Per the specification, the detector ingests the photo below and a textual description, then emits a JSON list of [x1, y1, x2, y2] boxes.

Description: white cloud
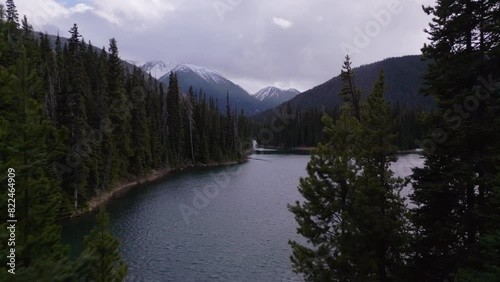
[[90, 0, 175, 26], [15, 0, 92, 29], [273, 17, 293, 29], [69, 3, 94, 14], [13, 0, 434, 94]]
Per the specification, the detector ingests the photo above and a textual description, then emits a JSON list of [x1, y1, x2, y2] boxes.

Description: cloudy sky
[[14, 0, 435, 93]]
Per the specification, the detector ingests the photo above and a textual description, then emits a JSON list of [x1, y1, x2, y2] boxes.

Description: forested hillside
[[0, 1, 251, 279], [159, 64, 265, 115], [255, 56, 428, 150], [1, 20, 251, 215]]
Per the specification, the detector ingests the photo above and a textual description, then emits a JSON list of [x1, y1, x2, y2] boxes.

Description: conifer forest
[[0, 0, 499, 281]]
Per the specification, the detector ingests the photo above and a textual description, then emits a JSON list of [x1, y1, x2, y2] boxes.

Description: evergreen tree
[[409, 1, 500, 281], [289, 67, 409, 281], [128, 67, 150, 176], [0, 46, 74, 281], [224, 92, 235, 156], [107, 38, 131, 180], [352, 71, 408, 281], [288, 108, 360, 281], [340, 55, 361, 120], [5, 0, 18, 27], [79, 209, 127, 282], [166, 72, 184, 166]]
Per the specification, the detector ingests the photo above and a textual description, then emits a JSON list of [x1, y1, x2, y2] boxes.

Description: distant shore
[[254, 146, 423, 155], [69, 158, 248, 219]]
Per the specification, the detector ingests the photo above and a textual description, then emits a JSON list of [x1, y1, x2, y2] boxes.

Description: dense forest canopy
[[0, 0, 498, 281], [0, 0, 252, 280]]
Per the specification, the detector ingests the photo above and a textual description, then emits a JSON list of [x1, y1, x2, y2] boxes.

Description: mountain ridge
[[254, 55, 433, 121], [157, 63, 265, 114], [253, 86, 301, 108]]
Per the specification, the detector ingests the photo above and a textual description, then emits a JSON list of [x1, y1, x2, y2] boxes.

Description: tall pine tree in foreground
[[352, 71, 408, 281], [409, 1, 500, 281], [289, 67, 409, 281], [288, 107, 360, 281]]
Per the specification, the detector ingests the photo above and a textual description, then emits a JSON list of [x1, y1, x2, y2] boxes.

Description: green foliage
[[79, 209, 127, 282], [289, 69, 409, 281], [288, 109, 360, 281], [340, 55, 362, 120], [253, 55, 434, 124], [0, 45, 74, 281], [1, 2, 253, 280], [257, 69, 426, 150], [408, 1, 500, 281]]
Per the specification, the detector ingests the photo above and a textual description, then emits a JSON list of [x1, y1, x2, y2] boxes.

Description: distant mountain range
[[45, 33, 431, 118], [157, 63, 265, 114], [44, 33, 297, 115], [254, 55, 434, 121], [253, 86, 301, 108], [130, 61, 298, 115], [128, 55, 432, 118]]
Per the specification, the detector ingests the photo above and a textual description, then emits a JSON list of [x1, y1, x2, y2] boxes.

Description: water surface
[[62, 153, 424, 281]]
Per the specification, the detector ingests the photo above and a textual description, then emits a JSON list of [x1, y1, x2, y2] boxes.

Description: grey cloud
[[18, 0, 434, 93]]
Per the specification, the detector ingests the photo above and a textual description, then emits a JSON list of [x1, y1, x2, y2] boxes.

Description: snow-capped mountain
[[159, 64, 265, 114], [127, 60, 176, 79], [170, 64, 226, 85], [253, 86, 300, 108]]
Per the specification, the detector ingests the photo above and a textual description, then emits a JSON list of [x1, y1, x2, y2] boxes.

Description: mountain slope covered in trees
[[160, 64, 265, 115], [255, 55, 433, 122], [255, 56, 429, 150], [0, 0, 252, 280]]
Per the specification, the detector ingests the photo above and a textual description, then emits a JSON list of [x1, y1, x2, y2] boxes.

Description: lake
[[61, 153, 424, 281]]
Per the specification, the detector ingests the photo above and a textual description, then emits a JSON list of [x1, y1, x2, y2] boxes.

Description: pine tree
[[289, 67, 410, 281], [224, 91, 234, 155], [79, 209, 127, 282], [0, 46, 74, 281], [107, 38, 131, 180], [128, 67, 150, 176], [288, 108, 360, 281], [353, 71, 408, 281], [62, 23, 89, 210], [340, 55, 361, 120], [166, 72, 184, 166], [409, 1, 500, 281], [5, 0, 18, 27]]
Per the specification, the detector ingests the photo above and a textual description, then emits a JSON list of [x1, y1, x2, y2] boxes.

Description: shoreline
[[68, 158, 248, 219]]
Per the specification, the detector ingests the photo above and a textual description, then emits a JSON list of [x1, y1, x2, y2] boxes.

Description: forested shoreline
[[1, 9, 252, 216], [0, 0, 252, 279], [1, 0, 498, 280]]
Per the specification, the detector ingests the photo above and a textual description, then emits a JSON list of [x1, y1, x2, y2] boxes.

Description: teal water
[[61, 153, 424, 281]]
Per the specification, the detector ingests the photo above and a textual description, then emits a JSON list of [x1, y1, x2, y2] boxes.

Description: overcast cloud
[[14, 0, 435, 93]]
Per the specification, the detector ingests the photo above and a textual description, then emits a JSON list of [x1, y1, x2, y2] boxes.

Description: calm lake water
[[61, 153, 424, 282]]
